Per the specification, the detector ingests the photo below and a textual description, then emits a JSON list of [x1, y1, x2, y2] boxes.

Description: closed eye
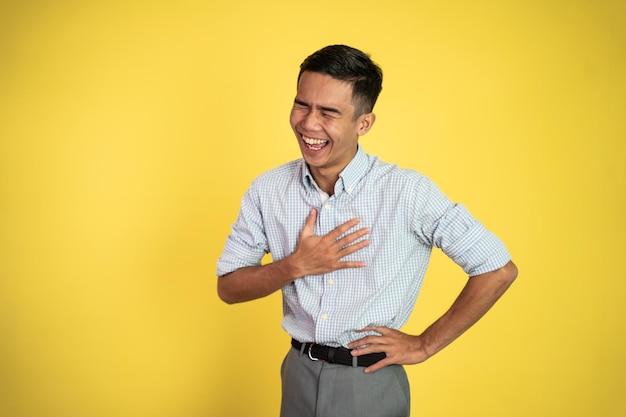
[[320, 106, 342, 117], [293, 99, 342, 118], [293, 99, 309, 109]]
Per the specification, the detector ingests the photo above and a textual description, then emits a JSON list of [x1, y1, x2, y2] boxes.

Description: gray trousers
[[280, 346, 411, 417]]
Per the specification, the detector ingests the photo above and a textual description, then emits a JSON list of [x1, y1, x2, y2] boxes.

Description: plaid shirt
[[217, 146, 511, 347]]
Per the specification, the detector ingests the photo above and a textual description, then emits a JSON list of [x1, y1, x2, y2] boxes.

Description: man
[[217, 44, 518, 417]]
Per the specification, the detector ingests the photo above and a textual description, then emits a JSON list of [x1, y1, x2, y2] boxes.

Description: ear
[[357, 112, 376, 136]]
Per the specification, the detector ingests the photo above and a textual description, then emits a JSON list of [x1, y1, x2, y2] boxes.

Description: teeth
[[303, 136, 328, 145]]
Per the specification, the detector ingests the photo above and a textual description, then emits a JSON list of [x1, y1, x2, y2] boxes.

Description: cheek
[[289, 110, 299, 129]]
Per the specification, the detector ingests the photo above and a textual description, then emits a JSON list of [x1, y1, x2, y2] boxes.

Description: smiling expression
[[289, 71, 375, 191]]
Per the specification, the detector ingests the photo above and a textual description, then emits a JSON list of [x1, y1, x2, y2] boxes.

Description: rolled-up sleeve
[[437, 204, 511, 276], [414, 177, 511, 277], [217, 184, 269, 277]]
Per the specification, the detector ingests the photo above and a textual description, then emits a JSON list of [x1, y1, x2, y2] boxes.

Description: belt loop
[[299, 342, 306, 355], [352, 355, 358, 368]]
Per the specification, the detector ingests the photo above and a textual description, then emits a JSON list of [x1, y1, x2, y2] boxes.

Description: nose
[[300, 109, 321, 131]]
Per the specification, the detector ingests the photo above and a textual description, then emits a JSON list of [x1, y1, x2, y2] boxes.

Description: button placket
[[316, 195, 343, 342]]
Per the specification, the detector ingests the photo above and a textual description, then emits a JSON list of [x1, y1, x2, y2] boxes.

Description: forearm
[[419, 260, 518, 358], [217, 256, 302, 304]]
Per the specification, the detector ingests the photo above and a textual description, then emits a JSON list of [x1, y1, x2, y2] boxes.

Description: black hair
[[298, 45, 383, 117]]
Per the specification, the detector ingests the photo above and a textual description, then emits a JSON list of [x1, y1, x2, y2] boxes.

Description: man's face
[[289, 71, 373, 179]]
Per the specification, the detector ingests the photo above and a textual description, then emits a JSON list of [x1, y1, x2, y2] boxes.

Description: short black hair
[[298, 45, 383, 117]]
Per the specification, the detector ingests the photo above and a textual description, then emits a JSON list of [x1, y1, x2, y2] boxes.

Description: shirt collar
[[301, 144, 369, 197]]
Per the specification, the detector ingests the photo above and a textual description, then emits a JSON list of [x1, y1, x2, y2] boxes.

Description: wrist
[[415, 331, 443, 361], [276, 254, 305, 282]]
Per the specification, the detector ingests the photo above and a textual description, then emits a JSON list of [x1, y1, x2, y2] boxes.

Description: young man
[[217, 45, 518, 417]]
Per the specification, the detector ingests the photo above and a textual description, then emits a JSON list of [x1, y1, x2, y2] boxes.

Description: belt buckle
[[307, 343, 324, 362]]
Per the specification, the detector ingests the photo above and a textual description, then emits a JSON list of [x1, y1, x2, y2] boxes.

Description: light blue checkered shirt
[[217, 145, 511, 348]]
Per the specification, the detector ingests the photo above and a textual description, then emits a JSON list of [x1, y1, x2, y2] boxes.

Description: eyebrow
[[294, 98, 343, 116]]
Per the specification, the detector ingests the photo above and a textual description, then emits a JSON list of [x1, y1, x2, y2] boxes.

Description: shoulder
[[248, 159, 303, 193], [364, 154, 451, 216], [366, 154, 433, 190]]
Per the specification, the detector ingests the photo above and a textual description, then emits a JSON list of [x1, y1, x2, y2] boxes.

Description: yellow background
[[1, 1, 624, 416]]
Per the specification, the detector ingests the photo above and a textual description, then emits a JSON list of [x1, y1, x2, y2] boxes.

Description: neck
[[310, 168, 338, 196], [307, 146, 359, 196]]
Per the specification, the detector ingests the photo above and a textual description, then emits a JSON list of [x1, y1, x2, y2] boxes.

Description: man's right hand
[[217, 208, 370, 304], [289, 208, 370, 277]]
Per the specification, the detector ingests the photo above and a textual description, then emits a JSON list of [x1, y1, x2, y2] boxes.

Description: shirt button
[[324, 203, 331, 210], [327, 278, 334, 285], [321, 314, 328, 321]]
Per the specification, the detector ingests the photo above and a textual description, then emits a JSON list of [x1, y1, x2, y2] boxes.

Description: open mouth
[[302, 136, 329, 151]]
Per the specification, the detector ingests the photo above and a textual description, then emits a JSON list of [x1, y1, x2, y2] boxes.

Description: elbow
[[217, 276, 238, 305], [218, 289, 238, 305], [508, 260, 519, 280], [502, 260, 518, 287]]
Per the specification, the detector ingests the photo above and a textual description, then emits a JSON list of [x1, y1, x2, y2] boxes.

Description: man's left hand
[[348, 327, 429, 373]]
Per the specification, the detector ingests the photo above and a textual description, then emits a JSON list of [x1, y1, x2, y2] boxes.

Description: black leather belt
[[291, 339, 386, 367]]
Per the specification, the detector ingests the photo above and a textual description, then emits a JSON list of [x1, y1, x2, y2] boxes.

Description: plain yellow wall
[[1, 1, 624, 416]]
